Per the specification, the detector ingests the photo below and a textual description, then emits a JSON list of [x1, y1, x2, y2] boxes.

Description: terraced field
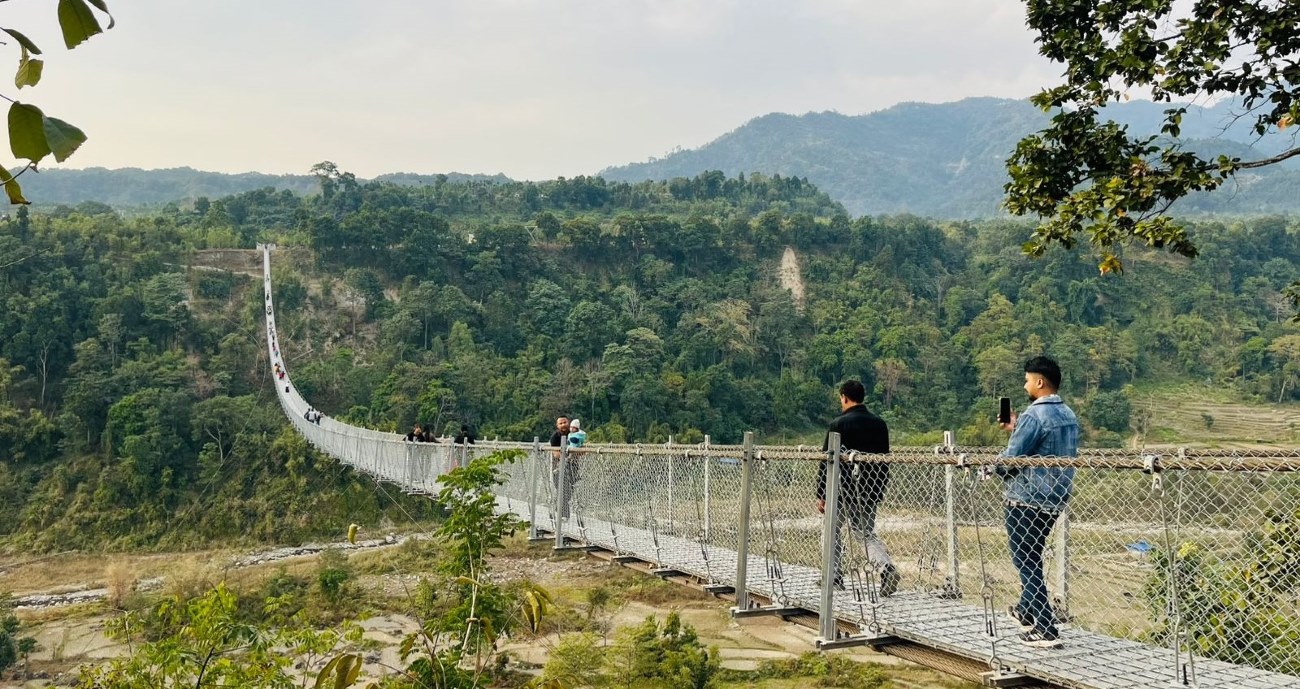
[[1133, 384, 1300, 448]]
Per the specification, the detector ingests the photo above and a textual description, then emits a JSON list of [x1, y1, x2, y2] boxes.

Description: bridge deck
[[496, 496, 1297, 689], [262, 246, 1298, 689]]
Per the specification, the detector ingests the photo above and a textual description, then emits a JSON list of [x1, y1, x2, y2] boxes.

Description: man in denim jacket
[[997, 356, 1078, 648]]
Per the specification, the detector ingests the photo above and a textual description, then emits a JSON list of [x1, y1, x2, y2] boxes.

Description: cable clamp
[[1142, 454, 1163, 492]]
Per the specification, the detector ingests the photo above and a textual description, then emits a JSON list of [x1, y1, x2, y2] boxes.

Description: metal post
[[1055, 508, 1070, 619], [666, 436, 674, 535], [528, 437, 541, 540], [818, 432, 844, 643], [404, 442, 414, 489], [943, 430, 961, 598], [733, 432, 756, 614], [554, 435, 570, 549], [703, 435, 712, 541]]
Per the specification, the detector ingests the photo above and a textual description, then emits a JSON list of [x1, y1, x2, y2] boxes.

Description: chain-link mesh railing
[[262, 248, 1300, 688]]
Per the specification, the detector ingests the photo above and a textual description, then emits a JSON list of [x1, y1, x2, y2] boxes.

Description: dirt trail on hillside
[[779, 246, 805, 310]]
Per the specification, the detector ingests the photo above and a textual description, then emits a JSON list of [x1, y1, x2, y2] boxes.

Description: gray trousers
[[826, 496, 893, 582]]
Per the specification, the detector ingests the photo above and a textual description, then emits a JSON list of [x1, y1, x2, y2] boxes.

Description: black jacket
[[816, 404, 890, 502]]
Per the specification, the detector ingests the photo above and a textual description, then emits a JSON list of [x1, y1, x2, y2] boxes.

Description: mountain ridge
[[12, 97, 1300, 216], [601, 97, 1300, 216]]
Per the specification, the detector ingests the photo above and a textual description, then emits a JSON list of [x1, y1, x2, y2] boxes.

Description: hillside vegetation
[[8, 167, 511, 208], [0, 171, 1298, 550], [602, 97, 1300, 216]]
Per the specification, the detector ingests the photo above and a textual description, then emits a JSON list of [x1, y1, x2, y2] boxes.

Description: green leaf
[[15, 51, 43, 89], [314, 655, 341, 689], [2, 29, 42, 55], [0, 167, 29, 205], [337, 655, 361, 689], [8, 103, 50, 162], [43, 116, 87, 162], [84, 0, 116, 30], [57, 0, 104, 49]]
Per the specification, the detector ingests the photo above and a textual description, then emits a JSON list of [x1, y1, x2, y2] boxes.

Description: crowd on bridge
[[542, 356, 1077, 650], [401, 423, 478, 445], [266, 271, 1076, 651]]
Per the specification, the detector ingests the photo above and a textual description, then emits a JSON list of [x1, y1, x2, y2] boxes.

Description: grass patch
[[717, 652, 978, 689], [718, 652, 889, 688], [351, 536, 443, 575], [601, 569, 712, 606]]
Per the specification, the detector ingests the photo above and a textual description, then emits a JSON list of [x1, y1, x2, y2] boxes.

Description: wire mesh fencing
[[267, 390, 1300, 681], [261, 247, 1300, 683]]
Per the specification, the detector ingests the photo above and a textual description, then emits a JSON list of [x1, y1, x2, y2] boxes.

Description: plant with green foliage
[[1087, 389, 1132, 433], [1005, 0, 1300, 279], [79, 585, 290, 688], [0, 593, 35, 676], [317, 547, 354, 606], [604, 613, 720, 689], [717, 651, 888, 688], [1144, 511, 1300, 675], [80, 584, 371, 689], [0, 0, 115, 203], [539, 632, 605, 689], [382, 449, 552, 688]]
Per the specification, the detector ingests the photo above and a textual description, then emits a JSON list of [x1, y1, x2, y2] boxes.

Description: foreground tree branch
[[1006, 0, 1300, 280]]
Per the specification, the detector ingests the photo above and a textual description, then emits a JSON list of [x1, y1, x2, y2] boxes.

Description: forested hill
[[1, 170, 1298, 551], [601, 97, 1300, 216], [8, 166, 512, 207]]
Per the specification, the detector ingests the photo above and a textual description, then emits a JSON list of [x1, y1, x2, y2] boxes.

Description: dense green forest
[[8, 167, 512, 209], [0, 169, 1297, 550]]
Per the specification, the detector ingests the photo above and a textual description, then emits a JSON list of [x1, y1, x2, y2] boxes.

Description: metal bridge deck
[[262, 245, 1299, 689], [497, 496, 1298, 689]]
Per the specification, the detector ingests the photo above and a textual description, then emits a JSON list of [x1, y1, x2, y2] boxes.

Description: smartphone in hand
[[998, 397, 1012, 425]]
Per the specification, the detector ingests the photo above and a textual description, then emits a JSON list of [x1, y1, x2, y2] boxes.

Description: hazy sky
[[5, 1, 1060, 180]]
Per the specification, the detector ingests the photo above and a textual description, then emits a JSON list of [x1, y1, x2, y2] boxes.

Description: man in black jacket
[[817, 380, 899, 595]]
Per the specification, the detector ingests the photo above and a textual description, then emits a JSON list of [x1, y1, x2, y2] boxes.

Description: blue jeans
[[1004, 504, 1060, 634]]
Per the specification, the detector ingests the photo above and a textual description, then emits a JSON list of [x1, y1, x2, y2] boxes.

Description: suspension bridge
[[260, 247, 1300, 689]]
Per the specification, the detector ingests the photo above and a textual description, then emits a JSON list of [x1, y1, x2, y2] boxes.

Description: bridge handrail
[[258, 245, 1300, 687]]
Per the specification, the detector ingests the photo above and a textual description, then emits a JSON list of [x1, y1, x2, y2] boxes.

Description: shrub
[[316, 548, 352, 605], [605, 612, 719, 689], [1144, 511, 1300, 675]]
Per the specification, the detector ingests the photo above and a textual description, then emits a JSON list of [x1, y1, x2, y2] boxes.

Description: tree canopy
[[1, 169, 1298, 549], [1005, 0, 1300, 276]]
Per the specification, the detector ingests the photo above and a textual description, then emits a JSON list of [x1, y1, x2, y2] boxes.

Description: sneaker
[[1008, 606, 1034, 632], [880, 564, 901, 597], [1019, 628, 1063, 649]]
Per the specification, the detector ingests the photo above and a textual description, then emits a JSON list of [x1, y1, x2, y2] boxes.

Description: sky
[[4, 0, 1062, 180]]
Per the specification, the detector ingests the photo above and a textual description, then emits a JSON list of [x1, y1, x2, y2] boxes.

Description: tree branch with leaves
[[0, 0, 115, 203], [1005, 0, 1300, 279]]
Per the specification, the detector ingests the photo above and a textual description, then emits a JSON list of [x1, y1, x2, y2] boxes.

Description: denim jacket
[[997, 394, 1078, 512]]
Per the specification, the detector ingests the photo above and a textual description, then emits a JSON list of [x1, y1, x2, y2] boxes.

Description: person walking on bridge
[[817, 380, 898, 595], [998, 356, 1078, 649]]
